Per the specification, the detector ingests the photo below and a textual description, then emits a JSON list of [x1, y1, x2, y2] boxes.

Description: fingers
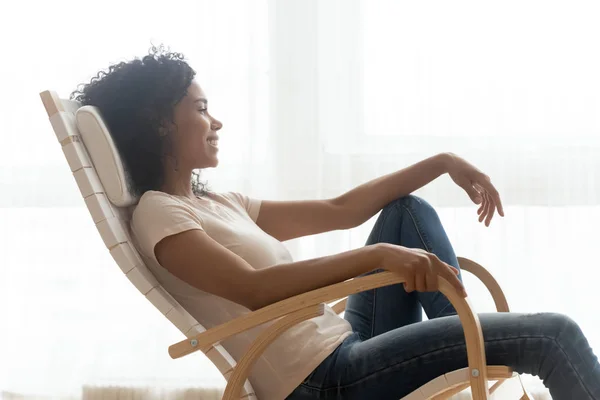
[[425, 271, 439, 291], [478, 176, 505, 217], [431, 264, 467, 297], [407, 271, 437, 293], [477, 190, 487, 222], [443, 267, 468, 298], [477, 193, 485, 215], [430, 255, 467, 297], [403, 254, 431, 293], [463, 183, 483, 205], [478, 191, 493, 225], [403, 277, 415, 293], [484, 192, 495, 227], [474, 181, 503, 226], [415, 272, 427, 292], [428, 260, 465, 297], [402, 251, 465, 297]]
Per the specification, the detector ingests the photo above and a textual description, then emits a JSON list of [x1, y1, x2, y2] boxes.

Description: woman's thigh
[[290, 312, 600, 400]]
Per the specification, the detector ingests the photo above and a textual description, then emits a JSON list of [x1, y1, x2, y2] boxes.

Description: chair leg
[[222, 305, 324, 400], [517, 375, 535, 400], [488, 379, 507, 394], [429, 383, 470, 399]]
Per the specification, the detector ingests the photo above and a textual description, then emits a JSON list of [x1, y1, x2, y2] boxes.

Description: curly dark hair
[[71, 45, 208, 198]]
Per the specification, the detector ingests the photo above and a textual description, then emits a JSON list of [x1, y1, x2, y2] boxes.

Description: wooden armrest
[[169, 271, 490, 398], [330, 297, 348, 314], [457, 257, 510, 312], [330, 257, 510, 315], [169, 272, 405, 359]]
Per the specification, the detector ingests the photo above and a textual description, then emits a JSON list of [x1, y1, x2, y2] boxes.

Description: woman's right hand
[[374, 243, 467, 298]]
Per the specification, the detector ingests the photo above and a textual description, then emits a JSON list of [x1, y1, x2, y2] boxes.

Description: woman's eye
[[198, 108, 207, 114]]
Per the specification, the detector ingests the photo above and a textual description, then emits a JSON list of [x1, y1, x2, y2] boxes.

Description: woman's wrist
[[436, 152, 455, 174], [364, 243, 385, 272]]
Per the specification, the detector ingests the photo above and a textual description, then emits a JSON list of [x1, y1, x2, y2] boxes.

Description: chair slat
[[445, 368, 470, 388], [402, 387, 426, 400], [186, 324, 207, 336], [109, 243, 140, 274], [146, 286, 177, 315], [61, 140, 92, 172], [166, 306, 199, 334], [96, 217, 129, 249], [73, 167, 104, 198], [206, 346, 234, 374], [49, 111, 78, 142], [61, 98, 82, 115], [419, 374, 450, 398], [126, 265, 158, 295], [85, 193, 115, 224]]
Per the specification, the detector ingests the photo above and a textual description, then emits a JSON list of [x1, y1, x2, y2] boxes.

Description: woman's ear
[[158, 119, 177, 137], [158, 125, 169, 137]]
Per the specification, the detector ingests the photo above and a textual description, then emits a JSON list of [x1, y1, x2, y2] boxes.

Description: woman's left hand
[[444, 153, 504, 226]]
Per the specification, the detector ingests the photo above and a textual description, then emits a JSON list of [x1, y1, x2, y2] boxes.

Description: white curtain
[[2, 0, 599, 398]]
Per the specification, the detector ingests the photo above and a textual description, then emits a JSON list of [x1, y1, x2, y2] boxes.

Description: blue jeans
[[287, 195, 600, 400]]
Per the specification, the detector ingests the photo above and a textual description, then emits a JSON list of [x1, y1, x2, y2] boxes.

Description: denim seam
[[298, 334, 593, 397], [431, 302, 455, 318], [367, 206, 392, 339], [396, 202, 433, 253], [398, 200, 457, 319]]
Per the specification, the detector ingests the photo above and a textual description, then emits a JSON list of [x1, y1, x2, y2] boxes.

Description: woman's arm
[[255, 154, 450, 241], [332, 153, 451, 229], [256, 153, 503, 240], [154, 228, 462, 311], [155, 228, 380, 310], [333, 152, 504, 228]]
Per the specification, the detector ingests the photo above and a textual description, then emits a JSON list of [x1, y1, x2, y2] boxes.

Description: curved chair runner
[[40, 90, 532, 400]]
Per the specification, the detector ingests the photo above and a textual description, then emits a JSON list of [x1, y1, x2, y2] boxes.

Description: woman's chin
[[194, 157, 219, 169], [208, 157, 219, 168]]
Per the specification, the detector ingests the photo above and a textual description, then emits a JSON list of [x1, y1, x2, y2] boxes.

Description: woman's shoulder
[[136, 190, 182, 208], [132, 190, 195, 221], [131, 190, 205, 235], [210, 191, 241, 203], [133, 190, 252, 215]]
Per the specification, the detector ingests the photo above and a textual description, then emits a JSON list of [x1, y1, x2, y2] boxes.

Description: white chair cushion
[[75, 106, 138, 207]]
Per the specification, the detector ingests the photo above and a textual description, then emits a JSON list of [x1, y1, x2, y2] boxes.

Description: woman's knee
[[518, 312, 583, 342], [382, 195, 440, 221], [543, 312, 584, 341], [369, 194, 454, 257]]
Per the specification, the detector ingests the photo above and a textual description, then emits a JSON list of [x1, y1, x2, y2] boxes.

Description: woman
[[72, 47, 600, 400]]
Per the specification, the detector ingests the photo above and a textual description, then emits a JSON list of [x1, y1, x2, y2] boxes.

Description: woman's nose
[[211, 118, 223, 131]]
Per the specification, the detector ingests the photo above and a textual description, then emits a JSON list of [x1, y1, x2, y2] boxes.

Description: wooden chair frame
[[40, 90, 532, 400], [169, 258, 531, 400]]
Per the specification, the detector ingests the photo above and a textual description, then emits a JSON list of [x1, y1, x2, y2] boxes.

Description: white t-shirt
[[130, 190, 353, 400]]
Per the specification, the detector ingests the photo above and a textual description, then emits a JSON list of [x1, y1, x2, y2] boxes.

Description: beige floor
[[2, 382, 552, 400]]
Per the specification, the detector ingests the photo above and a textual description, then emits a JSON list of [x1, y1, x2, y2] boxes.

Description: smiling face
[[170, 80, 223, 170]]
